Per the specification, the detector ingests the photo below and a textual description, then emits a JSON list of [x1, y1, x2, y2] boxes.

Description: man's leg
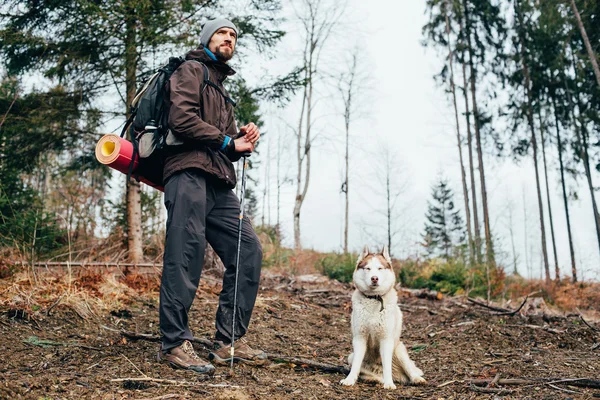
[[160, 170, 208, 351], [205, 187, 263, 344]]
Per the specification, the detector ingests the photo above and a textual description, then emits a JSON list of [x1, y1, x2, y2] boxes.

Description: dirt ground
[[1, 270, 599, 400]]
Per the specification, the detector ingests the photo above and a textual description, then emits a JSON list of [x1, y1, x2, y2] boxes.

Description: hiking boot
[[157, 340, 215, 375], [208, 337, 268, 366]]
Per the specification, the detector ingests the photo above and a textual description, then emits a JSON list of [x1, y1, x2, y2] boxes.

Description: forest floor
[[1, 268, 599, 399]]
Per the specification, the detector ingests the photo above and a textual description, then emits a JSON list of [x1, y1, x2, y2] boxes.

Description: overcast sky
[[243, 0, 600, 281]]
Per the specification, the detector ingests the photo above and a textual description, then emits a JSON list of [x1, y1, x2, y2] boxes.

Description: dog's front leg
[[340, 336, 367, 386], [380, 338, 396, 389]]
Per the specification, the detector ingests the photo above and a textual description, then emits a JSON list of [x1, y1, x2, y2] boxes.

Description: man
[[157, 18, 266, 375]]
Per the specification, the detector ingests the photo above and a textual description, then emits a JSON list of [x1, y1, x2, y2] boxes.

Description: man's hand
[[240, 122, 260, 144], [233, 137, 255, 153]]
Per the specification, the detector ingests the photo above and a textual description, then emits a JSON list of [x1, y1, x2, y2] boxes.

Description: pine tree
[[0, 0, 293, 261], [422, 178, 465, 259]]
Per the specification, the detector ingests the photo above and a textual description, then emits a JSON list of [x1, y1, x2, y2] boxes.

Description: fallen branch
[[137, 395, 182, 400], [266, 353, 349, 375], [101, 325, 350, 375], [576, 308, 599, 333], [490, 293, 536, 316], [487, 373, 501, 388], [470, 377, 600, 389], [400, 288, 443, 301], [45, 294, 65, 316], [467, 297, 512, 313], [110, 377, 239, 389], [469, 384, 511, 395], [503, 324, 565, 334], [546, 383, 580, 394]]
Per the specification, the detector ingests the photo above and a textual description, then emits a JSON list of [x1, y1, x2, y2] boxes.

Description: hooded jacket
[[163, 46, 240, 187]]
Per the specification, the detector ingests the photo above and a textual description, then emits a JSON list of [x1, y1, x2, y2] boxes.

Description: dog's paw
[[340, 377, 356, 386], [383, 381, 397, 390], [411, 376, 427, 385]]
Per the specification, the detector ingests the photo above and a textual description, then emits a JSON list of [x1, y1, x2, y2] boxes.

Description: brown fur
[[356, 253, 393, 270]]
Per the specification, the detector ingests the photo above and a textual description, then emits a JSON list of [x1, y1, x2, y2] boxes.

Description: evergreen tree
[[422, 178, 465, 259], [0, 0, 298, 261]]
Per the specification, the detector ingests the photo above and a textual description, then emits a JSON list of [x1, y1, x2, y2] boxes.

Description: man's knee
[[250, 231, 263, 262]]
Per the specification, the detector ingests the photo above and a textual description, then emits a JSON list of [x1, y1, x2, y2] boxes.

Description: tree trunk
[[570, 0, 600, 88], [293, 62, 309, 251], [125, 3, 143, 263], [386, 170, 392, 253], [445, 0, 474, 266], [566, 64, 600, 259], [551, 95, 577, 282], [458, 16, 481, 265], [344, 117, 349, 253], [461, 0, 494, 269], [515, 1, 550, 282], [538, 113, 560, 280], [508, 203, 519, 275], [578, 119, 600, 257], [523, 187, 531, 278]]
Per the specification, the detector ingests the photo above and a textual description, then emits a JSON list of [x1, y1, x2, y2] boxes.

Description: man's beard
[[215, 46, 233, 62]]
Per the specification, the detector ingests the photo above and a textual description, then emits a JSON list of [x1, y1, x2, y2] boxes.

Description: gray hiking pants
[[159, 169, 263, 351]]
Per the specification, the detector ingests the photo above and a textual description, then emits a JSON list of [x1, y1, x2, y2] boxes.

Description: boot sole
[[157, 352, 216, 375]]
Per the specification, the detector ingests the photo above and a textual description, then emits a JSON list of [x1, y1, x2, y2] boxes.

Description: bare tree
[[361, 142, 410, 256], [458, 13, 482, 265], [506, 200, 519, 275], [338, 54, 357, 254], [551, 94, 577, 282], [461, 0, 495, 268], [538, 113, 560, 280], [125, 9, 143, 263], [444, 0, 474, 266], [566, 57, 600, 262], [522, 187, 532, 279], [336, 49, 371, 254], [515, 1, 550, 282], [292, 0, 345, 250]]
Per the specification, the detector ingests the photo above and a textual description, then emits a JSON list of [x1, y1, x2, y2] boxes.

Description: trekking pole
[[230, 152, 251, 370]]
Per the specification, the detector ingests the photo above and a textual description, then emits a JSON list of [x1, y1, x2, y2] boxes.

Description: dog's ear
[[381, 245, 392, 264], [357, 245, 370, 263]]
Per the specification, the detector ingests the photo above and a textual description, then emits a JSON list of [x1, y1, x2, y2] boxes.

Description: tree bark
[[515, 0, 550, 282], [293, 0, 340, 251], [386, 169, 392, 253], [461, 0, 494, 270], [458, 15, 481, 265], [125, 2, 143, 263], [294, 50, 309, 251], [340, 55, 357, 254], [570, 0, 600, 88], [445, 0, 474, 266], [551, 95, 577, 282], [566, 62, 600, 260], [538, 113, 559, 280]]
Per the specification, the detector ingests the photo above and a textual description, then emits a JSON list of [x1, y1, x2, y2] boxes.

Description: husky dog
[[340, 245, 426, 390]]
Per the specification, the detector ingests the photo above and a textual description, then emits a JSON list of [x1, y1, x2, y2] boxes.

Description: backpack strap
[[188, 60, 238, 114], [204, 79, 237, 107]]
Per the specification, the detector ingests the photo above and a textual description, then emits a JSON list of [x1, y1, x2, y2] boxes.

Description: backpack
[[120, 56, 236, 188]]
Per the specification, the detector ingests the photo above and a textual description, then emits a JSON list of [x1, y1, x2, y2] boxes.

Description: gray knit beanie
[[200, 18, 238, 47]]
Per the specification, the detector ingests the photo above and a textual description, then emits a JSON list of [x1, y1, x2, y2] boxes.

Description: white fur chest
[[350, 291, 399, 339]]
